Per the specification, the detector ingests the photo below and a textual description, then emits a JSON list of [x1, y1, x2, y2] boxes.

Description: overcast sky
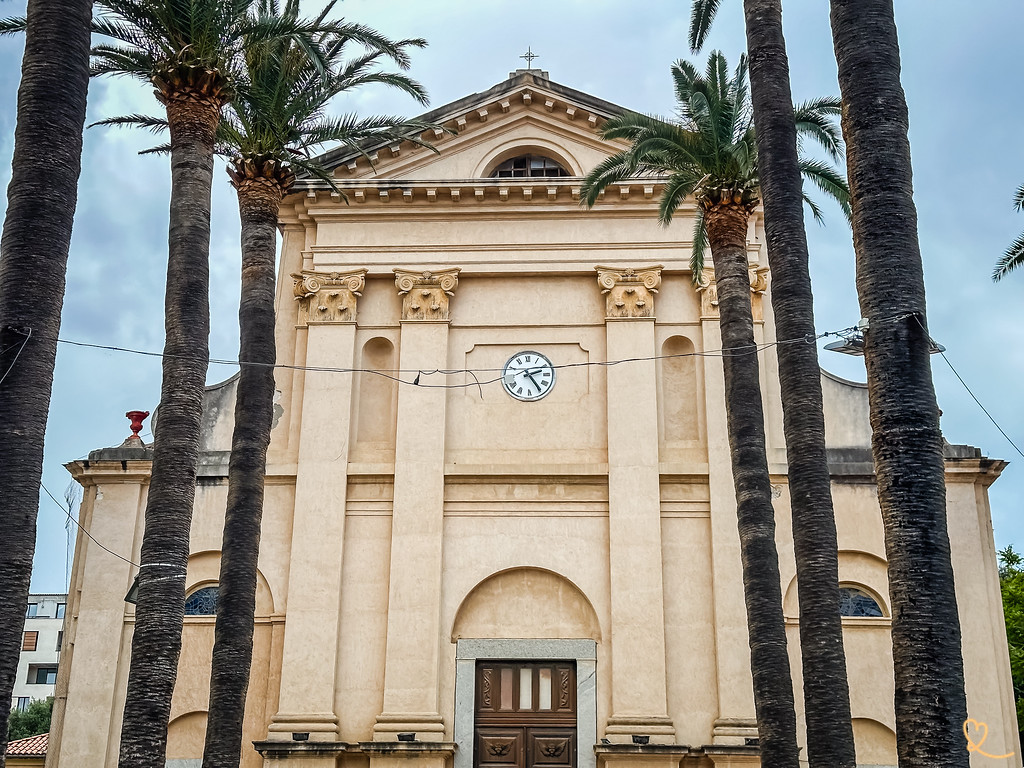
[[1, 1, 1022, 593]]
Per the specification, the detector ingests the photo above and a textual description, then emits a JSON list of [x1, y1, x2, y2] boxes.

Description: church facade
[[47, 71, 1018, 768]]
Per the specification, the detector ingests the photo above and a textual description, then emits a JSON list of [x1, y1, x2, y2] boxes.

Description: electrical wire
[[0, 326, 31, 386], [53, 327, 851, 389], [900, 315, 1024, 461], [30, 310, 1018, 569], [40, 481, 140, 568]]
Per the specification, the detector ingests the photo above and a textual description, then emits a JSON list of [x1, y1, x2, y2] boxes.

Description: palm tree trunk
[[0, 0, 91, 763], [705, 201, 799, 768], [742, 2, 856, 766], [201, 164, 283, 768], [118, 94, 221, 768], [829, 2, 968, 765]]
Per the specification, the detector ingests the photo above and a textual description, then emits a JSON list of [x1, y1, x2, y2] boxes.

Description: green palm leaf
[[994, 232, 1024, 282], [995, 183, 1024, 281], [688, 0, 723, 53], [581, 50, 849, 283]]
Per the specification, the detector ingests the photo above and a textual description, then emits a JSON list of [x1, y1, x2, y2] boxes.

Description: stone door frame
[[454, 639, 597, 768]]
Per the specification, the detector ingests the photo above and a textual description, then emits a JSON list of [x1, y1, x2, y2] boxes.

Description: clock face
[[502, 351, 555, 401]]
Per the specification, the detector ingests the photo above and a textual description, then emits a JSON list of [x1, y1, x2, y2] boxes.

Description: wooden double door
[[474, 662, 576, 768]]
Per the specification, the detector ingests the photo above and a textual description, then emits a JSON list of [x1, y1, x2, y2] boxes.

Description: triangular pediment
[[302, 71, 632, 185]]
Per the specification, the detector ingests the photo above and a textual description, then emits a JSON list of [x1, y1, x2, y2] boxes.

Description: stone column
[[696, 268, 758, 746], [596, 266, 676, 744], [373, 269, 460, 750], [267, 270, 366, 747]]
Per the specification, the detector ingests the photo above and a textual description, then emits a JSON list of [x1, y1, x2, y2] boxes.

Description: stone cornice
[[295, 177, 668, 207], [306, 72, 627, 178]]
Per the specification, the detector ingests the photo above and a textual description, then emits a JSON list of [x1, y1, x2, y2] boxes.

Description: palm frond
[[798, 158, 851, 222], [993, 232, 1024, 282], [90, 113, 169, 134], [581, 48, 848, 267], [690, 206, 709, 280], [793, 97, 845, 162], [579, 152, 644, 208], [802, 190, 825, 226], [139, 142, 173, 155], [1013, 182, 1024, 212], [671, 58, 701, 107], [688, 0, 722, 52], [0, 16, 27, 35], [658, 171, 701, 226]]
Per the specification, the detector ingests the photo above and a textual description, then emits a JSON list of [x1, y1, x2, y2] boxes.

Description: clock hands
[[502, 353, 554, 400]]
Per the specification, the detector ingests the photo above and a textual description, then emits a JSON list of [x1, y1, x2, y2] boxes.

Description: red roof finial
[[126, 410, 149, 440]]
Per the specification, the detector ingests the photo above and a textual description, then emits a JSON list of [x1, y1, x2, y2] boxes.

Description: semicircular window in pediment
[[489, 154, 571, 178]]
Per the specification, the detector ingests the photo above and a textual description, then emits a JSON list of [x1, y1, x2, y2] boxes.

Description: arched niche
[[852, 717, 897, 766], [782, 549, 889, 619], [166, 710, 207, 761], [451, 567, 601, 642], [185, 550, 275, 616], [475, 140, 583, 179], [659, 335, 699, 442], [356, 336, 397, 447]]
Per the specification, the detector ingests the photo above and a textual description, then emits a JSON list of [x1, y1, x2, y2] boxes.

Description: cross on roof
[[520, 47, 539, 69]]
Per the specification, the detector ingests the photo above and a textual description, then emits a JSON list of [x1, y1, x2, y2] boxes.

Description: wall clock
[[502, 351, 555, 401]]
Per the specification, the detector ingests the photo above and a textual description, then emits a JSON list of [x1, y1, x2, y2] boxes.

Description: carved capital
[[696, 268, 720, 319], [695, 265, 771, 321], [394, 267, 460, 321], [292, 268, 366, 324], [595, 265, 662, 319]]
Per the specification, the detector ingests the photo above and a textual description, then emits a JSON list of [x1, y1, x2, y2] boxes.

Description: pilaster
[[50, 462, 148, 768], [267, 269, 365, 741], [374, 268, 460, 742], [696, 269, 758, 744], [596, 266, 675, 743]]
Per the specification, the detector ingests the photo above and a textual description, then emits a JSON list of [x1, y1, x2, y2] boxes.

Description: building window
[[25, 603, 37, 618], [56, 603, 66, 619], [184, 586, 219, 616], [839, 586, 884, 618], [22, 631, 38, 651], [56, 630, 64, 651], [489, 154, 571, 178], [16, 697, 29, 711], [31, 666, 57, 685]]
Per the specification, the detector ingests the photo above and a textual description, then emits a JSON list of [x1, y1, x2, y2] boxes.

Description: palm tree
[[87, 2, 338, 766], [689, 2, 856, 765], [993, 183, 1024, 281], [0, 2, 91, 763], [201, 7, 433, 765], [829, 1, 969, 765], [581, 51, 849, 768]]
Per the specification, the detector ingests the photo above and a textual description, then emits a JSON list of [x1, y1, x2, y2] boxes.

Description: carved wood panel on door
[[475, 662, 576, 768]]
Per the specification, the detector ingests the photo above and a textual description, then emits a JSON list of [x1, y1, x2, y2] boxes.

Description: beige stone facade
[[47, 71, 1018, 768]]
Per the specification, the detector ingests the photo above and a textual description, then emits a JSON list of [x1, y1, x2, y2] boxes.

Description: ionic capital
[[292, 268, 366, 325], [595, 265, 662, 319], [695, 264, 770, 320], [394, 267, 460, 321]]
